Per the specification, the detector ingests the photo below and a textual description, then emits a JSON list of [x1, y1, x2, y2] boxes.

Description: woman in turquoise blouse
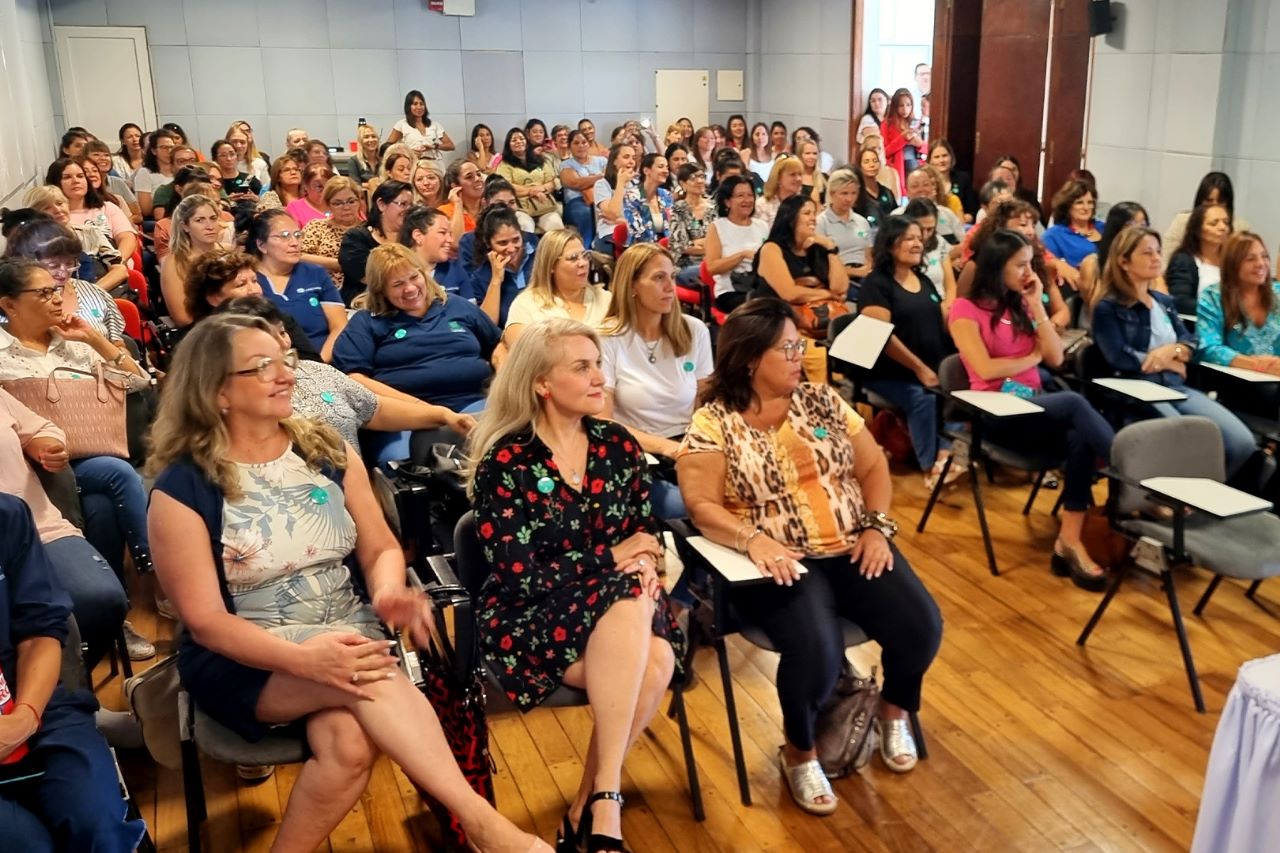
[[1197, 232, 1280, 373]]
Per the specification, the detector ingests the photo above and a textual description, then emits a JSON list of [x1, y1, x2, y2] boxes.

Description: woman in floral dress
[[466, 318, 683, 853]]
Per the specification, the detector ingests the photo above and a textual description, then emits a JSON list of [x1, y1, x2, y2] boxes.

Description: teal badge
[[394, 328, 407, 340], [449, 320, 464, 333], [320, 391, 335, 404], [1042, 293, 1050, 304], [682, 361, 694, 372], [309, 487, 329, 505], [91, 308, 102, 318], [308, 296, 319, 307], [930, 291, 941, 303], [814, 426, 829, 439], [536, 476, 555, 494]]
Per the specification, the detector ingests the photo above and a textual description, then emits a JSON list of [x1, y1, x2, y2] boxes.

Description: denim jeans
[[676, 265, 702, 287], [1151, 387, 1256, 479], [863, 378, 953, 470], [44, 535, 128, 664], [69, 455, 149, 558], [650, 477, 687, 521], [564, 197, 596, 246]]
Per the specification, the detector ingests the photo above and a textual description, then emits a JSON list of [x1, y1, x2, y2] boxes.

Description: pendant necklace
[[644, 336, 661, 364]]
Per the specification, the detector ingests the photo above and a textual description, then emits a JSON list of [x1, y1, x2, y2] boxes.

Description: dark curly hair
[[187, 248, 259, 322]]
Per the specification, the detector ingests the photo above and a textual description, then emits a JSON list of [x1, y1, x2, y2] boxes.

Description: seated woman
[[1092, 226, 1256, 479], [857, 141, 899, 223], [0, 258, 153, 574], [600, 243, 713, 519], [45, 158, 137, 270], [346, 123, 382, 189], [795, 139, 827, 205], [495, 128, 563, 234], [399, 204, 457, 290], [956, 199, 1071, 330], [212, 138, 264, 219], [593, 144, 638, 248], [1040, 180, 1102, 269], [249, 210, 348, 360], [411, 160, 446, 212], [901, 198, 958, 308], [2, 218, 126, 345], [621, 153, 673, 245], [745, 122, 775, 184], [227, 120, 270, 186], [758, 156, 806, 230], [338, 180, 413, 305], [857, 216, 957, 486], [465, 123, 498, 175], [892, 167, 963, 245], [504, 230, 611, 347], [82, 139, 141, 226], [458, 206, 537, 327], [333, 243, 497, 415], [668, 163, 716, 283], [559, 130, 607, 246], [465, 318, 682, 852], [677, 298, 942, 812], [22, 185, 125, 294], [132, 129, 177, 218], [949, 231, 1115, 590], [1166, 202, 1231, 315], [0, 494, 145, 853], [751, 195, 850, 383], [147, 315, 548, 853], [704, 175, 769, 315], [284, 163, 334, 227], [256, 156, 303, 212], [160, 195, 226, 326], [817, 170, 874, 285], [926, 139, 976, 220], [1163, 171, 1250, 259], [300, 177, 364, 291], [440, 159, 486, 242]]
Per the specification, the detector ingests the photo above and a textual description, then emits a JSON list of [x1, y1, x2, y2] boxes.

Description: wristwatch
[[858, 510, 899, 540]]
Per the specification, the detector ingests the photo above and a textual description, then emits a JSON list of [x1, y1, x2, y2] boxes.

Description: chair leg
[[1078, 563, 1130, 645], [182, 736, 206, 853], [115, 629, 134, 679], [715, 638, 751, 806], [969, 464, 999, 576], [1192, 574, 1225, 616], [1022, 469, 1047, 515], [1163, 570, 1207, 713], [670, 687, 705, 821], [984, 459, 996, 484], [916, 454, 952, 533], [1051, 489, 1065, 518], [909, 711, 927, 760], [1246, 579, 1263, 600]]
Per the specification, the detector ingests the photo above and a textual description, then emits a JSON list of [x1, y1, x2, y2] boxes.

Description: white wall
[[1084, 0, 1278, 247], [0, 0, 58, 206], [43, 0, 750, 155]]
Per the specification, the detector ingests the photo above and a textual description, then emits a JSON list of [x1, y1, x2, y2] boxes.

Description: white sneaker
[[155, 597, 178, 621], [122, 621, 156, 660]]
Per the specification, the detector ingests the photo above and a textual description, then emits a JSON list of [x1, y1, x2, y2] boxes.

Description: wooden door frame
[[847, 0, 864, 163]]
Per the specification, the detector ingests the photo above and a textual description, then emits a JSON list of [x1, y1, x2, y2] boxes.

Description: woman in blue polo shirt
[[332, 242, 498, 413], [1041, 179, 1103, 269], [249, 210, 347, 360], [457, 206, 537, 327]]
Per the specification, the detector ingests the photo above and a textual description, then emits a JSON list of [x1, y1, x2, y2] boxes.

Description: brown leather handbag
[[2, 365, 129, 459], [790, 275, 851, 340], [814, 661, 880, 777]]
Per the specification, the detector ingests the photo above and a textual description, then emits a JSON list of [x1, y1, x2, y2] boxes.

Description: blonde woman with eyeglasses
[[502, 229, 611, 347], [300, 177, 365, 288]]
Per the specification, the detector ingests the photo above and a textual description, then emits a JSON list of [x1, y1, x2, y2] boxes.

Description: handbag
[[789, 275, 851, 340], [1081, 505, 1129, 570], [126, 653, 183, 771], [413, 583, 494, 851], [814, 661, 880, 778], [2, 364, 129, 459]]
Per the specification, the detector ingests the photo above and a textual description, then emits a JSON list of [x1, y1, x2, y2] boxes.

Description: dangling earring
[[220, 407, 229, 416]]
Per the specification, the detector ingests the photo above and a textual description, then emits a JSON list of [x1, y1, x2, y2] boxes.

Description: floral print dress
[[472, 418, 684, 709]]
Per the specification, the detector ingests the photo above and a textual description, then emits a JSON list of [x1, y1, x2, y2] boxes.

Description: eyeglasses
[[331, 197, 360, 207], [387, 199, 412, 209], [227, 348, 299, 382], [36, 260, 78, 278], [269, 230, 304, 242], [560, 251, 586, 264], [775, 339, 807, 361], [18, 284, 66, 302]]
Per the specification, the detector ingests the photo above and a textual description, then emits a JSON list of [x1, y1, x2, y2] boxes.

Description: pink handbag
[[2, 364, 130, 459]]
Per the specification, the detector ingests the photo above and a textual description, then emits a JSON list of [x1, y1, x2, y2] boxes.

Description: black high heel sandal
[[554, 809, 580, 853], [581, 791, 628, 853]]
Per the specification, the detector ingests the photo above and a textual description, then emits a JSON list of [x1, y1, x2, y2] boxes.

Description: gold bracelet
[[743, 528, 766, 553]]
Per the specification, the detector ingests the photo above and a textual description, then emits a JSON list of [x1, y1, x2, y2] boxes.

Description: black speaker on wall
[[1089, 0, 1115, 36]]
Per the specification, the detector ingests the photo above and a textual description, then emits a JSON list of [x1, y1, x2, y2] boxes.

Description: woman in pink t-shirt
[[948, 229, 1114, 591], [46, 158, 138, 267]]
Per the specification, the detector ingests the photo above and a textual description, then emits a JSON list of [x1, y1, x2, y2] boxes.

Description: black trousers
[[732, 543, 942, 750]]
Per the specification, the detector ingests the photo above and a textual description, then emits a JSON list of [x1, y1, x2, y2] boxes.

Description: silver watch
[[858, 510, 899, 540]]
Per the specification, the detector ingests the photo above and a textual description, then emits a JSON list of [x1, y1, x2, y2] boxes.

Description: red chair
[[125, 268, 149, 308], [699, 261, 728, 326], [114, 298, 144, 343], [612, 222, 629, 259]]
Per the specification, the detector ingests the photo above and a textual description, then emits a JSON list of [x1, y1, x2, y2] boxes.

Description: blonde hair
[[411, 158, 445, 206], [362, 242, 445, 316], [379, 143, 416, 181], [763, 157, 803, 202], [601, 243, 693, 357], [920, 164, 951, 207], [169, 194, 221, 278], [796, 140, 826, 202], [464, 318, 600, 498], [826, 168, 859, 197], [353, 123, 380, 172], [322, 175, 361, 205], [525, 229, 604, 310], [146, 314, 346, 500], [24, 184, 68, 211], [225, 122, 260, 166], [1098, 226, 1162, 307]]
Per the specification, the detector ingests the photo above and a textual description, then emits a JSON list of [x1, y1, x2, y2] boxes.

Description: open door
[[53, 25, 157, 140]]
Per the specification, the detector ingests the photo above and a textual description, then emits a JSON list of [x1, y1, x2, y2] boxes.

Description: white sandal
[[778, 747, 838, 816], [875, 718, 918, 773]]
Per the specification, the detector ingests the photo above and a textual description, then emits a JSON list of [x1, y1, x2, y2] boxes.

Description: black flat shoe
[[1052, 540, 1108, 592], [582, 791, 628, 853], [555, 810, 580, 853]]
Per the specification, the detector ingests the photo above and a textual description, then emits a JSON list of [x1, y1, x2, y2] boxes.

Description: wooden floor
[[99, 462, 1280, 852]]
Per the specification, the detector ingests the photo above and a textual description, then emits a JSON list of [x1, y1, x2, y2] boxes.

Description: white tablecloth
[[1192, 653, 1280, 852]]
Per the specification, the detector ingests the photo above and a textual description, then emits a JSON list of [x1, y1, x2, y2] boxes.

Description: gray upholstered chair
[[1077, 416, 1280, 712]]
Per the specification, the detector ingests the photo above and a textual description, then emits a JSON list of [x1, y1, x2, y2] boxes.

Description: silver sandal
[[778, 747, 838, 816], [876, 718, 918, 773]]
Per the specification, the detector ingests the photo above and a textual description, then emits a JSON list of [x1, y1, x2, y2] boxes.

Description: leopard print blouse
[[300, 219, 357, 287], [679, 382, 867, 556]]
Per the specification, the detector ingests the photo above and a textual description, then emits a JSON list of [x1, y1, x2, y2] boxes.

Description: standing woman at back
[[388, 89, 454, 162], [881, 88, 923, 193]]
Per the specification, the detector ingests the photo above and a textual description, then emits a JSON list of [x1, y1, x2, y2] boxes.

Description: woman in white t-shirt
[[387, 89, 454, 162], [45, 158, 138, 267], [132, 129, 178, 217], [600, 243, 713, 520], [504, 230, 611, 346], [704, 175, 770, 314]]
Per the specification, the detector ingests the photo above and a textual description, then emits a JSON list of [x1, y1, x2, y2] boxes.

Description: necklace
[[644, 336, 662, 364], [540, 431, 586, 487]]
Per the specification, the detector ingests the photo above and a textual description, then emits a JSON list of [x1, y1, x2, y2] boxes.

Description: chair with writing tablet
[[917, 354, 1066, 576], [1077, 417, 1280, 712], [664, 519, 927, 808], [1191, 360, 1280, 442]]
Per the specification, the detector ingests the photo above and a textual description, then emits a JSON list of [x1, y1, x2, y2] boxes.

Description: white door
[[53, 26, 157, 141], [655, 70, 709, 136]]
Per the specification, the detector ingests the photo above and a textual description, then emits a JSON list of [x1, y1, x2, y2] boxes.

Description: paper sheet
[[828, 313, 895, 369], [686, 536, 809, 585]]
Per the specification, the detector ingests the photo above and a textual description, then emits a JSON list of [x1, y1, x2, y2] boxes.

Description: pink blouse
[[948, 297, 1042, 392], [0, 389, 80, 544], [285, 198, 329, 228]]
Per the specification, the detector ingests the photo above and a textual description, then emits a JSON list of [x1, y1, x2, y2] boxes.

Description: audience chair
[[664, 518, 926, 808], [428, 511, 707, 821], [917, 354, 1067, 575], [1076, 416, 1280, 712]]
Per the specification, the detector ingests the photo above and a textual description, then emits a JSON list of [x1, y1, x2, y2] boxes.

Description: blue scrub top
[[258, 262, 343, 351]]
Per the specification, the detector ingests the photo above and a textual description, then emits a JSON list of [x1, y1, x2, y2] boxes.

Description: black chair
[[917, 354, 1066, 575], [1077, 417, 1280, 712], [665, 518, 926, 807], [428, 511, 707, 820]]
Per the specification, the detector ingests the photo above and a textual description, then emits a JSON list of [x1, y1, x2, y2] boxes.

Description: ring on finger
[[351, 672, 360, 684]]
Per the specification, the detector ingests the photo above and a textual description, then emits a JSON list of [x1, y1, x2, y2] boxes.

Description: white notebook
[[828, 313, 895, 369], [1093, 378, 1187, 402], [686, 536, 809, 585]]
